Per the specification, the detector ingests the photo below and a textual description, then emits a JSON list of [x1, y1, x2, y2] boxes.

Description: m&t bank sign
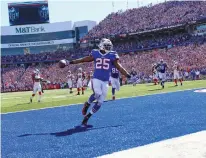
[[15, 26, 45, 34]]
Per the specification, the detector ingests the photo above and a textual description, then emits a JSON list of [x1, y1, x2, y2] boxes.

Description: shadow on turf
[[15, 102, 30, 106], [148, 88, 163, 91], [18, 125, 122, 137], [146, 84, 158, 87]]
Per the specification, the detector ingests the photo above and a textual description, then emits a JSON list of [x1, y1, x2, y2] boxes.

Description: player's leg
[[174, 73, 178, 86], [30, 86, 37, 103], [77, 80, 81, 95], [153, 78, 157, 85], [68, 81, 73, 93], [153, 74, 157, 85], [113, 78, 120, 100], [82, 79, 106, 126], [178, 75, 183, 86], [158, 73, 163, 88], [163, 73, 167, 88], [154, 74, 158, 85], [162, 73, 166, 88], [37, 85, 42, 102], [84, 79, 87, 91], [159, 73, 165, 89], [111, 77, 116, 100], [133, 77, 137, 86], [81, 81, 84, 95], [82, 79, 98, 115], [79, 80, 84, 95]]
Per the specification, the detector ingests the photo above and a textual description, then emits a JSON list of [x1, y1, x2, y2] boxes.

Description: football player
[[110, 65, 120, 100], [130, 67, 137, 86], [60, 38, 131, 126], [87, 71, 93, 89], [152, 63, 158, 85], [30, 69, 50, 103], [156, 59, 168, 89], [67, 70, 73, 93], [173, 61, 183, 86], [76, 68, 85, 95]]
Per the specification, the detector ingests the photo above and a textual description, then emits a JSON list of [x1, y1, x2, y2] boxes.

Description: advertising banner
[[1, 21, 72, 35], [1, 39, 74, 48]]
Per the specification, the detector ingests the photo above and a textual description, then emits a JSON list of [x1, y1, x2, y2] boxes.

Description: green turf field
[[1, 80, 206, 113]]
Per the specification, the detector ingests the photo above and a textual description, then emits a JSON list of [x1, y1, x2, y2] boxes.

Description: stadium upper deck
[[83, 1, 206, 40]]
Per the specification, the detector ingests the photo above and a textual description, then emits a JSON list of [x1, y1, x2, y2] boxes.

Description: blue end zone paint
[[2, 90, 206, 158]]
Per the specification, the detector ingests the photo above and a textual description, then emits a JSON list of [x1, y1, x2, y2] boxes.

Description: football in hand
[[59, 60, 66, 68]]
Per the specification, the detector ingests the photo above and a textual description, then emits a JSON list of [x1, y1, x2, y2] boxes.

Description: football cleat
[[81, 115, 89, 126], [112, 96, 115, 100], [82, 102, 91, 115]]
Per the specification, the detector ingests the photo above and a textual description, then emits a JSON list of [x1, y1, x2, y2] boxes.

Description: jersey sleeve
[[115, 53, 119, 60], [89, 49, 97, 58], [111, 52, 119, 62]]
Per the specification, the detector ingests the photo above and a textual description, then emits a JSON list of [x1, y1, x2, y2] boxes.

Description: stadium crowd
[[2, 42, 206, 92], [2, 33, 206, 64], [83, 1, 206, 39]]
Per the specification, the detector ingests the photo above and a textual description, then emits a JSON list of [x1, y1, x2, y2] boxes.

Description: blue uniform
[[90, 49, 119, 81], [111, 67, 119, 78], [156, 62, 167, 73]]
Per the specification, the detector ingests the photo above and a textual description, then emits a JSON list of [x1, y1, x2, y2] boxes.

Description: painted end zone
[[99, 131, 206, 158]]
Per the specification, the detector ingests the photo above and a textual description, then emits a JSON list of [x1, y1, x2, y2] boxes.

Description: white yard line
[[1, 87, 205, 115], [98, 130, 206, 158], [2, 97, 22, 100]]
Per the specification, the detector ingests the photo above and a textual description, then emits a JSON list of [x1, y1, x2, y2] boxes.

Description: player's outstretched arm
[[59, 56, 94, 68], [70, 56, 94, 64], [113, 60, 131, 78]]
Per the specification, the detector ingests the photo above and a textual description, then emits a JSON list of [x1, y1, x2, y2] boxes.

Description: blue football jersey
[[111, 66, 119, 78], [90, 49, 119, 81], [156, 62, 167, 73]]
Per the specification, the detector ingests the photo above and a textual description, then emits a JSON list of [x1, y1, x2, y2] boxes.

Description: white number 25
[[96, 58, 110, 70]]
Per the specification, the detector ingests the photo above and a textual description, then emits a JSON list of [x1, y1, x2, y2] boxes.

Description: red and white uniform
[[152, 66, 158, 80], [32, 73, 42, 94], [83, 72, 88, 87], [88, 72, 93, 89], [173, 64, 181, 79], [67, 73, 73, 88], [77, 72, 84, 88]]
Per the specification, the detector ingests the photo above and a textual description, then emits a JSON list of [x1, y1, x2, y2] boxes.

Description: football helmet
[[98, 38, 113, 52], [33, 69, 40, 74], [78, 67, 82, 72]]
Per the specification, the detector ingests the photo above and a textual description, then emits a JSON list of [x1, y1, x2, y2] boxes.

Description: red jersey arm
[[32, 74, 35, 84]]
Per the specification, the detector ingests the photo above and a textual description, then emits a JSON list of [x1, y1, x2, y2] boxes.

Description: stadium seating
[[83, 1, 206, 39], [2, 42, 206, 92]]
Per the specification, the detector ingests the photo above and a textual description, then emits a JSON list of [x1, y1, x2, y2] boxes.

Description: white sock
[[38, 95, 41, 101]]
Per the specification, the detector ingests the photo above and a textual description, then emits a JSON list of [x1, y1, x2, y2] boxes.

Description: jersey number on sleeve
[[96, 58, 110, 70]]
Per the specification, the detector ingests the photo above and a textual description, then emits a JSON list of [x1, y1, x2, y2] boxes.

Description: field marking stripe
[[98, 130, 206, 158], [1, 87, 205, 115]]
